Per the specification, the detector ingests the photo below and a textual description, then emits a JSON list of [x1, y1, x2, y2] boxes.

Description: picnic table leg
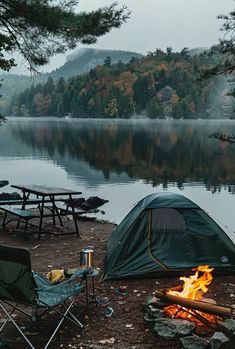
[[21, 191, 30, 209], [50, 195, 63, 226], [50, 196, 56, 225], [17, 191, 30, 228], [38, 196, 45, 240], [69, 194, 80, 237], [2, 211, 7, 228]]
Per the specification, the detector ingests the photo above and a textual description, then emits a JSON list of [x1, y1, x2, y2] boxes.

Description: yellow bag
[[46, 269, 65, 284]]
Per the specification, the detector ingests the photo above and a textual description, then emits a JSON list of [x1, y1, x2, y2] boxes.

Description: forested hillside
[[50, 48, 142, 80], [7, 48, 233, 119], [0, 48, 142, 104]]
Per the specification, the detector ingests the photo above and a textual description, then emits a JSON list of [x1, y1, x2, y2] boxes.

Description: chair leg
[[43, 299, 78, 349], [36, 298, 84, 329], [0, 300, 84, 349], [67, 310, 84, 328], [0, 304, 35, 349], [0, 303, 18, 332]]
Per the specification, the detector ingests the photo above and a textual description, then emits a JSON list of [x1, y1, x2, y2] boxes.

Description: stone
[[219, 335, 235, 349], [144, 314, 157, 323], [209, 332, 229, 349], [0, 180, 9, 188], [147, 305, 166, 318], [153, 318, 195, 339], [180, 335, 209, 349], [145, 294, 158, 307], [144, 308, 165, 323], [0, 191, 21, 200], [221, 319, 235, 333], [98, 338, 115, 345]]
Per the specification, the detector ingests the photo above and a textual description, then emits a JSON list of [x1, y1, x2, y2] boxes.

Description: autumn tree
[[0, 0, 129, 122], [8, 48, 219, 119], [146, 96, 164, 119]]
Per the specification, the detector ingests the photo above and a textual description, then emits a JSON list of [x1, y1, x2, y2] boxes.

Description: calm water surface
[[0, 117, 235, 239]]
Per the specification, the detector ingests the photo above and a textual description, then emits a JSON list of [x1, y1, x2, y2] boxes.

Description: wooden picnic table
[[10, 184, 82, 240]]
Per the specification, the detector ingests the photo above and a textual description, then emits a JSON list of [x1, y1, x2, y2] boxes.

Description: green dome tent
[[103, 192, 235, 280]]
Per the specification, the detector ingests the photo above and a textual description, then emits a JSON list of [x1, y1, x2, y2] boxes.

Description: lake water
[[0, 117, 235, 239]]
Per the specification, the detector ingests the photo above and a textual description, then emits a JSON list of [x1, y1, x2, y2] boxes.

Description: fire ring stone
[[153, 318, 195, 339], [180, 335, 209, 349]]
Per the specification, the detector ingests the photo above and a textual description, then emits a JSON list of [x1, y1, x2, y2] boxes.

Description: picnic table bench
[[56, 202, 87, 215], [0, 186, 108, 240], [0, 205, 38, 238], [3, 185, 82, 240], [0, 198, 58, 206]]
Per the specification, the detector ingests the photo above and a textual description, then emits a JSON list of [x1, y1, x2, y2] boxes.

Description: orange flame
[[164, 266, 219, 325], [167, 265, 214, 300]]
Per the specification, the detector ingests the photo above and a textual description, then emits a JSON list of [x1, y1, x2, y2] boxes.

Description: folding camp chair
[[0, 245, 90, 349]]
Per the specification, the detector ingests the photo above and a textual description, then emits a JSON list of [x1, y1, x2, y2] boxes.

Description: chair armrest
[[67, 267, 92, 282]]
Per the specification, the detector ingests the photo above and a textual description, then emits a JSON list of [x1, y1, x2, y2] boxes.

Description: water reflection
[[2, 118, 235, 193]]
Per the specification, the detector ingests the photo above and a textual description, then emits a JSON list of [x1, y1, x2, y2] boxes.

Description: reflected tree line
[[11, 121, 235, 193]]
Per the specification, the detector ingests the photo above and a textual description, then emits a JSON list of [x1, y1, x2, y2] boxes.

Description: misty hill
[[0, 73, 45, 104], [0, 48, 142, 102], [189, 47, 207, 56], [49, 48, 143, 80], [9, 47, 233, 119]]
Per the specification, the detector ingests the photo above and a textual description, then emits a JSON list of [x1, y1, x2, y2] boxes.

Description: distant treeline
[[6, 48, 233, 119]]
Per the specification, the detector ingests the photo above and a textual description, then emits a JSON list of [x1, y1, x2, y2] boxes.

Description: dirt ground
[[0, 214, 235, 349]]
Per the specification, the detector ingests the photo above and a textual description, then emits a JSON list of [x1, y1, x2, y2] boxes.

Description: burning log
[[155, 290, 235, 318]]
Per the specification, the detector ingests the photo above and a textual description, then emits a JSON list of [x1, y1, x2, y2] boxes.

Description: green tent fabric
[[103, 192, 235, 280]]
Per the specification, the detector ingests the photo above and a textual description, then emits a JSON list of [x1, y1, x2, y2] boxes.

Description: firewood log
[[155, 290, 235, 318]]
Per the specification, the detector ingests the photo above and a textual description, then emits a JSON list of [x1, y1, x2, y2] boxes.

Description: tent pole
[[147, 209, 168, 271]]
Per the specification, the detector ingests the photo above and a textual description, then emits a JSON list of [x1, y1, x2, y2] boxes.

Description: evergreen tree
[[7, 47, 223, 119], [0, 0, 129, 122], [103, 56, 112, 67], [0, 1, 130, 73], [204, 10, 235, 101]]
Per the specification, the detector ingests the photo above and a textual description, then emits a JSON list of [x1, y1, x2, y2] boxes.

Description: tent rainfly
[[103, 192, 235, 280]]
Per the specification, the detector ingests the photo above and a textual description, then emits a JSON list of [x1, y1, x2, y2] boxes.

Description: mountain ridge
[[49, 47, 142, 80], [0, 48, 143, 102]]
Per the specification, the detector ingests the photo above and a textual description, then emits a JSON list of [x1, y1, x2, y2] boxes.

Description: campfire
[[144, 266, 235, 345], [155, 266, 235, 327]]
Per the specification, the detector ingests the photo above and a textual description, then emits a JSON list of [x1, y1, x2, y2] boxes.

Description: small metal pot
[[80, 247, 94, 268]]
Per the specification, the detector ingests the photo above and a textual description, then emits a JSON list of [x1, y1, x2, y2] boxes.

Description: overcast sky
[[11, 0, 235, 74]]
